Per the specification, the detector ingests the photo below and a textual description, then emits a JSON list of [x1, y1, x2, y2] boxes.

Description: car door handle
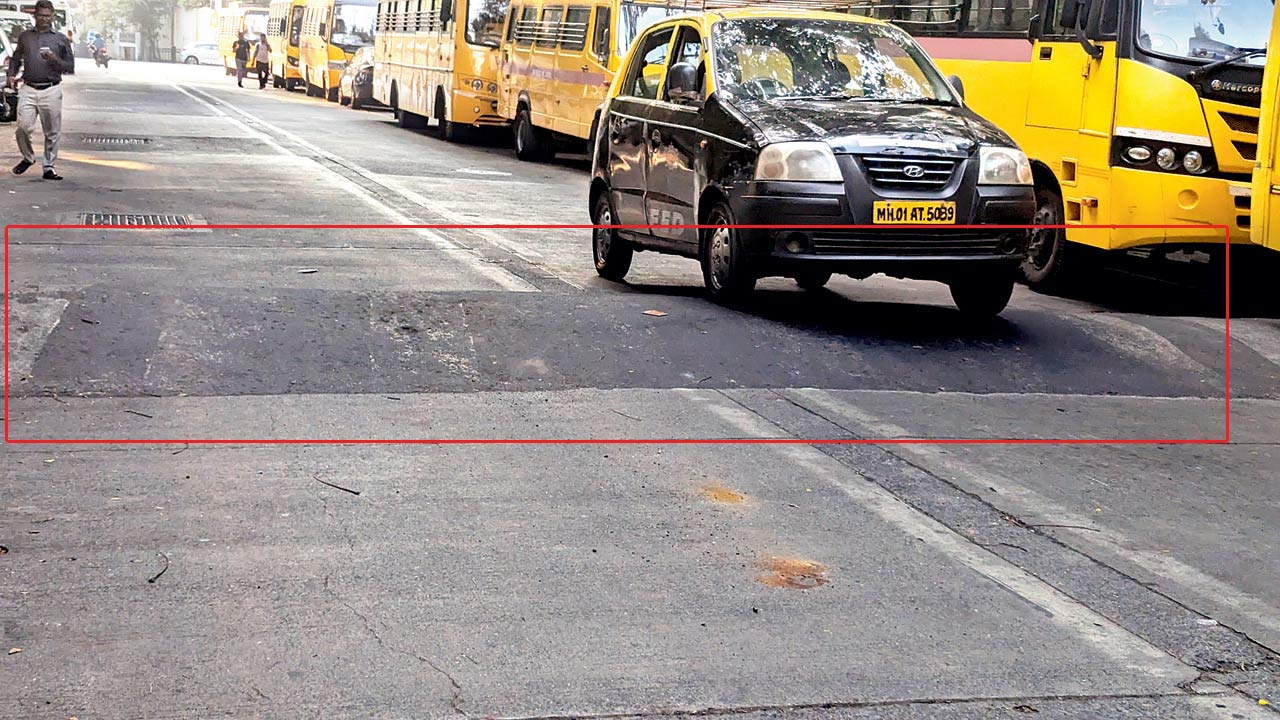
[[1039, 46, 1052, 59], [581, 64, 588, 71]]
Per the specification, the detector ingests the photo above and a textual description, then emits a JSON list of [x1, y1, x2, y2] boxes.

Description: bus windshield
[[617, 2, 684, 57], [712, 18, 955, 104], [466, 0, 509, 47], [1138, 0, 1274, 64], [244, 10, 269, 41], [331, 2, 375, 50]]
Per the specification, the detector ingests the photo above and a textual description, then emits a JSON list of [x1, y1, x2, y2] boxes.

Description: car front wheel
[[701, 202, 756, 303], [949, 271, 1016, 318]]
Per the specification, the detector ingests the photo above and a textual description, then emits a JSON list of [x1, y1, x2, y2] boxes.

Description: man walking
[[232, 31, 250, 88], [5, 0, 73, 181], [254, 34, 271, 90]]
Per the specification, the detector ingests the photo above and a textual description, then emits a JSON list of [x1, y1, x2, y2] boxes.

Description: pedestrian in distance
[[232, 31, 250, 88], [5, 0, 74, 181], [254, 34, 271, 90]]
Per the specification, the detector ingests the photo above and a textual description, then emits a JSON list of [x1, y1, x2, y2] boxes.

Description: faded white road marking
[[7, 297, 70, 380]]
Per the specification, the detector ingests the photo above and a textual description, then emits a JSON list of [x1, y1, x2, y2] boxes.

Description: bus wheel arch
[[1020, 162, 1077, 292]]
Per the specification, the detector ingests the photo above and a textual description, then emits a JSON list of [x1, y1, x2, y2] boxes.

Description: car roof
[[646, 6, 889, 28]]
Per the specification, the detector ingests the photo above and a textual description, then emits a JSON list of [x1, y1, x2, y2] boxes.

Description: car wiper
[[774, 94, 876, 101], [1188, 47, 1267, 83]]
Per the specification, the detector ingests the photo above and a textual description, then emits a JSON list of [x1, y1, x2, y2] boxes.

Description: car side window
[[663, 25, 704, 102], [623, 26, 673, 99]]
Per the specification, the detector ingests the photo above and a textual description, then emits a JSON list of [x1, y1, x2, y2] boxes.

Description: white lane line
[[175, 85, 588, 289], [788, 388, 1280, 645], [170, 84, 537, 293], [1068, 313, 1214, 377], [1186, 317, 1280, 371], [7, 297, 70, 380], [700, 394, 1188, 678]]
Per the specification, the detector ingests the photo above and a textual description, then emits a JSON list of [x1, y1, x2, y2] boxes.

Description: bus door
[[1026, 0, 1091, 132], [1252, 4, 1280, 252], [577, 3, 611, 139]]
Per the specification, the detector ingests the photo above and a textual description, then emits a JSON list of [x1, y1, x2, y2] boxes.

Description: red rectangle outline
[[4, 222, 1231, 446]]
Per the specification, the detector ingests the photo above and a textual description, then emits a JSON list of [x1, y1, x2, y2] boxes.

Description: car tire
[[184, 56, 199, 65], [794, 270, 831, 290], [1020, 184, 1078, 292], [592, 191, 632, 281], [514, 107, 550, 161], [701, 201, 756, 303], [949, 271, 1016, 318], [339, 89, 351, 106]]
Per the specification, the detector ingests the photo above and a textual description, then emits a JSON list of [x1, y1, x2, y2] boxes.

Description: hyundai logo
[[902, 165, 926, 178]]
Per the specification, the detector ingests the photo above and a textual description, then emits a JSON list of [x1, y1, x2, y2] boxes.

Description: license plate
[[872, 201, 956, 225]]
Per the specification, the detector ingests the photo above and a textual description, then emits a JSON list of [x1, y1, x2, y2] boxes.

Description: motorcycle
[[94, 46, 109, 69], [0, 85, 16, 124]]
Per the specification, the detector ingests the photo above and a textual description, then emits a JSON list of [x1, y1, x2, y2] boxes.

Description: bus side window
[[590, 5, 609, 59], [561, 6, 590, 51], [1041, 0, 1075, 38], [515, 5, 537, 46], [537, 6, 563, 48], [506, 4, 520, 42]]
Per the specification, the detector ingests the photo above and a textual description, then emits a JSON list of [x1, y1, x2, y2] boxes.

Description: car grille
[[861, 156, 959, 191], [809, 229, 1005, 257]]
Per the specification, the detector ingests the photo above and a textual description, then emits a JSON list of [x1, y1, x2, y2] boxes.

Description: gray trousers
[[15, 84, 63, 171]]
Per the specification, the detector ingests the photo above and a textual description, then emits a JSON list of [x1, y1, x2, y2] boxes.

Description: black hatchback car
[[588, 9, 1037, 316]]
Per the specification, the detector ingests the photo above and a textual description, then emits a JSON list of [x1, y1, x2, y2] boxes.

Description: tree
[[81, 0, 206, 59]]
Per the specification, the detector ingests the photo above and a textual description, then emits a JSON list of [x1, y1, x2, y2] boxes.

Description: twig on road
[[610, 409, 641, 422], [312, 473, 361, 496], [80, 317, 100, 325], [1026, 523, 1100, 532], [147, 552, 170, 584], [125, 410, 154, 419], [172, 443, 189, 455]]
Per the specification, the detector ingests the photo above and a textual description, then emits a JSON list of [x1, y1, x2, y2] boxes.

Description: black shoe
[[42, 169, 63, 180], [13, 160, 32, 175]]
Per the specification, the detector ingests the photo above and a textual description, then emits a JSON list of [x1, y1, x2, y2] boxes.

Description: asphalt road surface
[[1, 61, 1278, 720]]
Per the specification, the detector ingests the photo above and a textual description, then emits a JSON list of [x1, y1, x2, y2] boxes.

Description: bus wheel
[[306, 82, 319, 97], [326, 84, 339, 102], [286, 78, 300, 91], [514, 107, 550, 161], [1021, 185, 1076, 292], [397, 110, 427, 130]]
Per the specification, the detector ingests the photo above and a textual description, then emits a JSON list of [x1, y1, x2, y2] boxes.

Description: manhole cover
[[75, 213, 201, 227], [80, 135, 152, 145]]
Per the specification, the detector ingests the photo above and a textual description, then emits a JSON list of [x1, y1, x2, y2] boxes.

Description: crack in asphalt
[[322, 574, 468, 717]]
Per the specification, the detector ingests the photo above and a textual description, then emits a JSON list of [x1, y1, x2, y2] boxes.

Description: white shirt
[[255, 40, 270, 63]]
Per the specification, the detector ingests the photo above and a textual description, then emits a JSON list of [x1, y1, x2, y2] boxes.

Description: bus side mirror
[[1058, 0, 1086, 31], [1027, 13, 1040, 42], [666, 62, 700, 105]]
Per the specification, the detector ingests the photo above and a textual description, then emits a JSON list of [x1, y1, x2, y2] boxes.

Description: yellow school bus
[[300, 0, 378, 101], [216, 4, 270, 78], [1250, 2, 1280, 254], [373, 0, 510, 140], [498, 0, 689, 160], [850, 0, 1270, 290], [268, 0, 307, 89]]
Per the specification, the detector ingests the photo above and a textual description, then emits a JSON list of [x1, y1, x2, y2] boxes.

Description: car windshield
[[331, 2, 375, 51], [616, 1, 685, 57], [1138, 0, 1273, 64], [711, 18, 955, 104]]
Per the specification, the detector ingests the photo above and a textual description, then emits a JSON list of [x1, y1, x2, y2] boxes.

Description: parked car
[[338, 46, 379, 110], [180, 42, 221, 65], [588, 9, 1037, 316]]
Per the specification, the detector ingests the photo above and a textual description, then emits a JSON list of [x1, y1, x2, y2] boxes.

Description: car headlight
[[755, 142, 842, 182], [979, 146, 1033, 185]]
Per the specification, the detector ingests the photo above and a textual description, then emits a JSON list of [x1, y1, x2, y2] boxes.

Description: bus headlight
[[978, 146, 1032, 185], [755, 142, 842, 182], [1156, 147, 1178, 171], [1182, 150, 1206, 174], [1124, 145, 1152, 163]]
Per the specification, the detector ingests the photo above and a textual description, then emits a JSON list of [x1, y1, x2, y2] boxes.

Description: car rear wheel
[[184, 56, 199, 65], [949, 271, 1016, 318], [339, 87, 351, 106], [351, 94, 365, 110], [701, 202, 756, 303], [794, 270, 831, 291], [592, 191, 632, 281]]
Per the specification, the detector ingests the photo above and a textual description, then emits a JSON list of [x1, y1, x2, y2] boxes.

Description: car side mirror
[[666, 61, 700, 105], [947, 74, 964, 101]]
